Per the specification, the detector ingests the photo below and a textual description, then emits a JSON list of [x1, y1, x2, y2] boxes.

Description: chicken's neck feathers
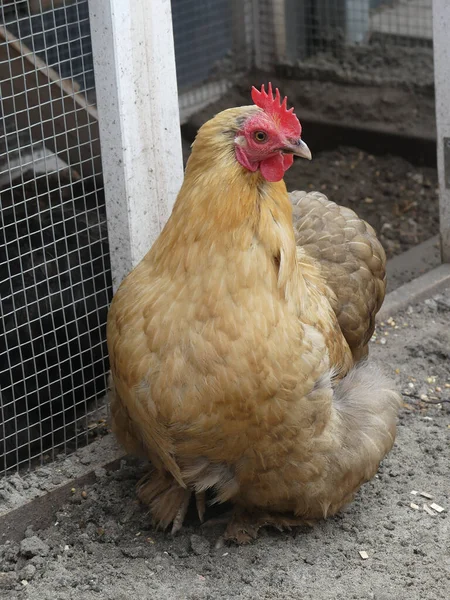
[[148, 131, 306, 309]]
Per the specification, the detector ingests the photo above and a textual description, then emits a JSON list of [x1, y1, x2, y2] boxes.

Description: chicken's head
[[234, 83, 311, 183]]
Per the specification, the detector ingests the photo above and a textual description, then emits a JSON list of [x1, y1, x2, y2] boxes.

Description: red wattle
[[282, 154, 294, 171], [260, 154, 293, 182], [235, 145, 259, 172]]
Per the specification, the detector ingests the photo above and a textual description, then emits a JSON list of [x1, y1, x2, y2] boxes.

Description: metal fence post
[[433, 0, 450, 262], [88, 0, 184, 290]]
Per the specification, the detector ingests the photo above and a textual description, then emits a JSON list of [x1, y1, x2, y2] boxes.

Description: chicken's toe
[[195, 491, 206, 523], [224, 508, 307, 544], [200, 510, 234, 529], [171, 489, 191, 535]]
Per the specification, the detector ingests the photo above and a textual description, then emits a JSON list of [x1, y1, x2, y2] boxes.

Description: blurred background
[[0, 0, 438, 472]]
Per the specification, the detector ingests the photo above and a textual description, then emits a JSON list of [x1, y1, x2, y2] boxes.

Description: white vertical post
[[433, 0, 450, 263], [88, 0, 184, 290]]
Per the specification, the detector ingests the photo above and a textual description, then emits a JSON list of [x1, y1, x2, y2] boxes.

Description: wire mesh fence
[[370, 0, 433, 46], [0, 0, 111, 474], [176, 1, 433, 120], [175, 0, 255, 122], [267, 0, 433, 66]]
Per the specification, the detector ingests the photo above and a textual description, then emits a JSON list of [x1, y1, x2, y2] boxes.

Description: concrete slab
[[378, 262, 450, 319], [386, 235, 441, 291]]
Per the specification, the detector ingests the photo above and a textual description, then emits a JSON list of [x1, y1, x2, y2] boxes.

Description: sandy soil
[[1, 288, 449, 600]]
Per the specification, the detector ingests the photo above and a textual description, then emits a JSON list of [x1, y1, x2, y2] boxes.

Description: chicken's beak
[[289, 139, 312, 160]]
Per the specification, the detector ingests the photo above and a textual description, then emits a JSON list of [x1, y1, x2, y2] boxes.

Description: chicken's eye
[[253, 131, 268, 143]]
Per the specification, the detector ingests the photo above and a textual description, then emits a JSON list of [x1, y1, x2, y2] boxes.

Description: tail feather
[[293, 361, 401, 519], [333, 361, 401, 456], [325, 361, 401, 509]]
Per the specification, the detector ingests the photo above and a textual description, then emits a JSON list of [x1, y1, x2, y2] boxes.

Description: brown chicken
[[107, 84, 401, 542]]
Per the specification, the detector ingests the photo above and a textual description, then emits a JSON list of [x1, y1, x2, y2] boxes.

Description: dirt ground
[[207, 43, 435, 137], [1, 288, 449, 600]]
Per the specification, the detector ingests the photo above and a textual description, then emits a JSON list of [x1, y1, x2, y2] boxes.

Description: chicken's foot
[[171, 490, 206, 535], [195, 491, 206, 523], [223, 507, 309, 544]]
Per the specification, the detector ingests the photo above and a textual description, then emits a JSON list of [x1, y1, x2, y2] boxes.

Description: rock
[[24, 526, 34, 538], [35, 467, 52, 479], [51, 474, 65, 485], [20, 536, 50, 558], [120, 546, 150, 559], [28, 487, 41, 498], [29, 556, 46, 567], [424, 299, 437, 311], [0, 541, 19, 563], [0, 571, 18, 589], [18, 564, 36, 581], [435, 295, 450, 310], [7, 475, 24, 494], [189, 535, 210, 556]]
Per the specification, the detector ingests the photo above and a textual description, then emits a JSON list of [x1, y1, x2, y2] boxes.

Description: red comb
[[251, 83, 301, 136]]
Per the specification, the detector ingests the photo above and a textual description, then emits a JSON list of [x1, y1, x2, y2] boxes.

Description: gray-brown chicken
[[107, 84, 400, 542]]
